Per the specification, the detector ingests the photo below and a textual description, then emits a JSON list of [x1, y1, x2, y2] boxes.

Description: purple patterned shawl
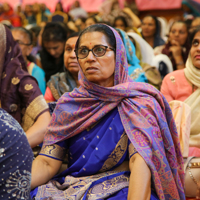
[[43, 26, 185, 199]]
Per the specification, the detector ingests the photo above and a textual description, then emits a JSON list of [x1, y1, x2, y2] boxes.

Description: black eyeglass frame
[[75, 45, 115, 59]]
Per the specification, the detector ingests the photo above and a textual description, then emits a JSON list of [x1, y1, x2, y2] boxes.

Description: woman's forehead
[[79, 32, 109, 46]]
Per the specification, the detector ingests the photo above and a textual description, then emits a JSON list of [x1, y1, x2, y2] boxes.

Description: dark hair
[[67, 32, 80, 40], [12, 27, 33, 44], [190, 25, 200, 43], [42, 22, 67, 43], [113, 16, 128, 28], [30, 26, 41, 38], [76, 24, 116, 50], [55, 2, 63, 12]]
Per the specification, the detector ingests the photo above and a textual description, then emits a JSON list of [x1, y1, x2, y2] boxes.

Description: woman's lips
[[86, 67, 98, 73], [195, 55, 200, 59], [68, 62, 78, 66]]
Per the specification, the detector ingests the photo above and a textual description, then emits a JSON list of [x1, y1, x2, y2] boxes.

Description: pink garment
[[161, 69, 193, 102], [44, 86, 56, 102]]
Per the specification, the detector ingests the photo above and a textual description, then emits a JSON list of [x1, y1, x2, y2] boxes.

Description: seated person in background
[[85, 16, 98, 28], [38, 22, 67, 82], [190, 17, 200, 33], [44, 32, 80, 102], [161, 26, 200, 155], [12, 27, 46, 95], [31, 24, 185, 200], [154, 21, 190, 70], [0, 108, 33, 200], [128, 32, 162, 90], [116, 28, 147, 83], [0, 24, 51, 148], [141, 15, 165, 48]]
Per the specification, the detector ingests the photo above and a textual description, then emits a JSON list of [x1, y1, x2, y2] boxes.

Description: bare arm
[[128, 153, 151, 200], [123, 7, 141, 28], [31, 155, 62, 189], [26, 111, 51, 148]]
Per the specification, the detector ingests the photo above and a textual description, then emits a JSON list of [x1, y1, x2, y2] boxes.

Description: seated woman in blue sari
[[31, 24, 185, 199]]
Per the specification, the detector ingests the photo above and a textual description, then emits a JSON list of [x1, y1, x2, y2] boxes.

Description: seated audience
[[38, 22, 67, 82], [0, 24, 51, 148], [0, 3, 21, 27], [141, 15, 165, 48], [44, 32, 80, 102], [12, 27, 46, 95], [154, 21, 190, 70], [161, 26, 200, 155], [0, 108, 33, 200], [30, 24, 185, 200]]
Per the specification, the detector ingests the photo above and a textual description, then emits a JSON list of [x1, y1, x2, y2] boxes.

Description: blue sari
[[0, 108, 33, 200], [31, 108, 158, 199]]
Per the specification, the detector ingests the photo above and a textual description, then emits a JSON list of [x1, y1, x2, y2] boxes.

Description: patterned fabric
[[47, 70, 77, 101], [0, 108, 33, 200], [32, 108, 158, 199], [43, 25, 185, 199], [116, 29, 147, 83], [0, 24, 49, 129]]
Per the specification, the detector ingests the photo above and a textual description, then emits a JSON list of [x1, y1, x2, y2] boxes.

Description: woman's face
[[141, 16, 156, 38], [114, 19, 126, 31], [169, 22, 188, 46], [190, 31, 200, 69], [78, 31, 115, 87], [85, 18, 96, 28], [43, 41, 65, 59], [12, 30, 32, 61], [64, 36, 79, 75]]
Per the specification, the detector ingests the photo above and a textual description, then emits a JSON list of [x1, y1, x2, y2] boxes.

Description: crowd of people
[[0, 0, 200, 199]]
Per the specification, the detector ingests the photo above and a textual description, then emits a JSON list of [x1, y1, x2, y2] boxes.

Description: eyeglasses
[[15, 40, 32, 46], [75, 45, 115, 59]]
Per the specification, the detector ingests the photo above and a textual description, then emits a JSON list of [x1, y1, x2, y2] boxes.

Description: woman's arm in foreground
[[31, 155, 62, 189], [26, 111, 51, 148], [128, 153, 151, 200]]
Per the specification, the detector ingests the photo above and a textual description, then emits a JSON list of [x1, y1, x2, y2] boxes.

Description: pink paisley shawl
[[43, 26, 185, 199]]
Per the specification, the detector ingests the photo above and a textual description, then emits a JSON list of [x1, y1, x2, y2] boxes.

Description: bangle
[[176, 61, 184, 65]]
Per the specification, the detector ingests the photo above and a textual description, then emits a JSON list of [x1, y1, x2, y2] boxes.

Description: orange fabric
[[161, 69, 193, 102], [44, 86, 56, 102]]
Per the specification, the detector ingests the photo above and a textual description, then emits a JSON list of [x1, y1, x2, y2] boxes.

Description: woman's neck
[[143, 36, 154, 48], [71, 74, 80, 87]]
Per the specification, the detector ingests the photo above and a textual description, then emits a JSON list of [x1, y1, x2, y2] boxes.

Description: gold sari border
[[40, 144, 67, 161], [21, 95, 49, 131]]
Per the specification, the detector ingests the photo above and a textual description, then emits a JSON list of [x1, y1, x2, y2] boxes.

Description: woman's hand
[[169, 40, 185, 69], [169, 40, 182, 58], [128, 153, 151, 200]]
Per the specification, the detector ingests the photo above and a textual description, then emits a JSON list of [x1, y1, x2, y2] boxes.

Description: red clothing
[[161, 69, 193, 102], [44, 86, 56, 102]]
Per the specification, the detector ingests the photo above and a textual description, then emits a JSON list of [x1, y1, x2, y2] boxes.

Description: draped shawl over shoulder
[[43, 25, 185, 200], [0, 24, 48, 131]]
